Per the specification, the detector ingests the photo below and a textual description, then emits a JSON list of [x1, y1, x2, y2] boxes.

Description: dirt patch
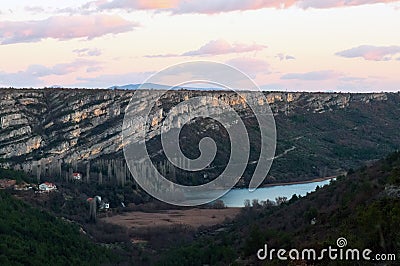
[[102, 208, 241, 229]]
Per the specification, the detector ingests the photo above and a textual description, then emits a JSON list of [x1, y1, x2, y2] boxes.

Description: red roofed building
[[72, 173, 82, 180], [39, 182, 57, 192]]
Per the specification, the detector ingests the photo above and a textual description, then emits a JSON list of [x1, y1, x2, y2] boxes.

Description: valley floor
[[102, 207, 241, 229]]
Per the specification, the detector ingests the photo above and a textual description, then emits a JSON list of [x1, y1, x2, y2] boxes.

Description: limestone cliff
[[0, 88, 398, 183]]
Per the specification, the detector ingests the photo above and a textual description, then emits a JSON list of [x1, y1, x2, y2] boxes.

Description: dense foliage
[[159, 152, 400, 265], [0, 190, 117, 266], [0, 168, 31, 184]]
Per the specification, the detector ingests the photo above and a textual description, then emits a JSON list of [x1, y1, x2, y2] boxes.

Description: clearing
[[102, 208, 241, 229]]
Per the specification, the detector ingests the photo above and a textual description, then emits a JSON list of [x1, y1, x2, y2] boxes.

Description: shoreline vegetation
[[260, 174, 344, 188]]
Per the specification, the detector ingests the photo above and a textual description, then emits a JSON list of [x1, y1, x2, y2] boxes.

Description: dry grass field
[[102, 208, 241, 229]]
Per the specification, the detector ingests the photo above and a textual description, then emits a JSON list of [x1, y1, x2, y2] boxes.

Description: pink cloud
[[183, 40, 267, 56], [75, 71, 155, 88], [95, 0, 295, 13], [93, 0, 399, 13], [145, 40, 267, 58], [22, 60, 99, 77], [0, 60, 100, 87], [98, 0, 181, 10], [171, 0, 296, 14], [281, 70, 340, 80], [335, 45, 400, 61], [0, 15, 137, 45], [299, 0, 398, 9]]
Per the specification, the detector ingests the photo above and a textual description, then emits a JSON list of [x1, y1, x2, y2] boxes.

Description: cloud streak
[[335, 45, 400, 61], [183, 40, 267, 56], [276, 53, 296, 61], [93, 0, 400, 13], [145, 39, 266, 58], [98, 0, 181, 10], [75, 71, 155, 88], [0, 60, 100, 87], [0, 15, 137, 45], [73, 48, 102, 57], [299, 0, 398, 9], [24, 6, 46, 13]]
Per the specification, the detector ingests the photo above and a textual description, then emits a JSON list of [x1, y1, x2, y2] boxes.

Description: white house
[[72, 173, 82, 180], [99, 201, 110, 210], [39, 182, 57, 192]]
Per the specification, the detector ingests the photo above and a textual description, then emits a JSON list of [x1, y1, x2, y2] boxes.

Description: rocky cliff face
[[0, 88, 397, 182], [1, 89, 124, 164]]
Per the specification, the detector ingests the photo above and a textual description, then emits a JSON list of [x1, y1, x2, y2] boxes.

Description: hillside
[[0, 189, 117, 265], [1, 88, 400, 187], [158, 152, 400, 265], [1, 88, 400, 265]]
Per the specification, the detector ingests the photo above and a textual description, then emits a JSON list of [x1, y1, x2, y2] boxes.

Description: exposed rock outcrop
[[0, 88, 397, 178]]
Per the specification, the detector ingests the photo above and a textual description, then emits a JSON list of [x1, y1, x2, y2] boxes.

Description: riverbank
[[261, 174, 345, 188], [221, 175, 346, 207]]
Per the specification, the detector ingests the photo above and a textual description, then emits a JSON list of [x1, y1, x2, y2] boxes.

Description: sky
[[0, 0, 399, 92]]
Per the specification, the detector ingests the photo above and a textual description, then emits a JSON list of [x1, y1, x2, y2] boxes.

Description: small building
[[87, 196, 109, 210], [100, 201, 110, 210], [39, 182, 57, 192], [0, 179, 16, 189], [72, 173, 82, 180]]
